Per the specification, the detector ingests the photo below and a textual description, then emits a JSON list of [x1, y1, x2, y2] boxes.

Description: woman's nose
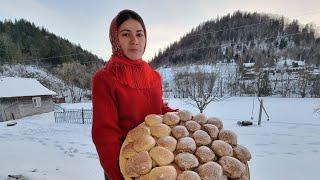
[[130, 35, 139, 44]]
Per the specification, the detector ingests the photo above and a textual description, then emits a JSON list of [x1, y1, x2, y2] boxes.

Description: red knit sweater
[[91, 55, 177, 180]]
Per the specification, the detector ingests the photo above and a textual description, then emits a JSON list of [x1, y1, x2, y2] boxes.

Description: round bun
[[197, 161, 223, 180], [211, 140, 233, 157], [185, 121, 201, 132], [150, 124, 171, 138], [218, 156, 246, 179], [193, 113, 207, 125], [163, 112, 180, 126], [171, 125, 189, 139], [133, 135, 156, 152], [127, 124, 151, 142], [195, 146, 215, 163], [125, 151, 152, 177], [174, 153, 199, 170], [156, 136, 177, 152], [233, 145, 252, 163], [121, 142, 137, 158], [203, 124, 219, 140], [145, 114, 163, 127], [207, 117, 223, 130], [149, 146, 174, 166], [178, 110, 193, 121], [218, 129, 238, 146], [176, 137, 197, 153], [177, 170, 201, 180], [193, 130, 211, 146], [149, 166, 177, 180]]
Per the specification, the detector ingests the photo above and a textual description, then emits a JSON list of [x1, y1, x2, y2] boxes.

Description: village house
[[0, 77, 56, 122]]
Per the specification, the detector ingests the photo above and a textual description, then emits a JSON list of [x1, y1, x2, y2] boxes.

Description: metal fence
[[54, 108, 92, 124]]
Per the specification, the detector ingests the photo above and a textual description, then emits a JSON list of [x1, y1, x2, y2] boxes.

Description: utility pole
[[258, 99, 263, 125]]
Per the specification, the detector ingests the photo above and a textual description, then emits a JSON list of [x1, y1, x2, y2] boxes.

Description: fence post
[[63, 109, 66, 123], [258, 99, 263, 126], [82, 108, 84, 124]]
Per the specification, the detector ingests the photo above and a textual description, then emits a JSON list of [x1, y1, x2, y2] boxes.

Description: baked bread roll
[[163, 112, 180, 126], [193, 130, 211, 146], [220, 175, 228, 180], [156, 136, 177, 152], [150, 124, 171, 138], [120, 110, 251, 180], [178, 110, 193, 121], [197, 161, 223, 180], [211, 140, 233, 157], [135, 173, 150, 180], [171, 125, 189, 139], [174, 153, 199, 170], [127, 124, 151, 142], [193, 113, 207, 125], [233, 145, 252, 163], [176, 137, 196, 153], [195, 146, 215, 163], [121, 142, 137, 158], [185, 121, 201, 132], [218, 129, 237, 146], [207, 117, 223, 130], [218, 156, 246, 179], [133, 135, 156, 152], [125, 151, 152, 177], [145, 114, 163, 127], [177, 170, 201, 180], [149, 165, 177, 180], [149, 146, 174, 166], [202, 124, 219, 140]]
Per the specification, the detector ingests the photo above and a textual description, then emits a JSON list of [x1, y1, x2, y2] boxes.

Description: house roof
[[0, 77, 57, 98]]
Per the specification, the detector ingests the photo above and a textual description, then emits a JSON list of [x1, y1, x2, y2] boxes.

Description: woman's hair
[[116, 9, 145, 30]]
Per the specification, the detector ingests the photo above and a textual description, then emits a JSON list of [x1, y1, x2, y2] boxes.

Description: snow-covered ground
[[0, 97, 319, 180]]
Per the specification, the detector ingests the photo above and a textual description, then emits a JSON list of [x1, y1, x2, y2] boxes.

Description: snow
[[0, 77, 56, 98], [1, 97, 320, 180], [0, 64, 83, 102], [0, 112, 103, 180], [243, 62, 255, 68], [157, 63, 237, 83], [276, 59, 305, 68], [59, 102, 92, 110]]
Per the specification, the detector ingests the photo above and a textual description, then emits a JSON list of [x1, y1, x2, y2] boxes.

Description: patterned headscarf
[[109, 9, 147, 59]]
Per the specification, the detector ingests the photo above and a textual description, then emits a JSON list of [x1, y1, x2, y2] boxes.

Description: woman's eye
[[137, 33, 144, 37], [121, 33, 129, 37]]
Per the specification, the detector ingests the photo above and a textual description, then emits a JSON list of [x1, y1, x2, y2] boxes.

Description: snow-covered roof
[[0, 77, 56, 98], [243, 63, 255, 68], [277, 59, 305, 67]]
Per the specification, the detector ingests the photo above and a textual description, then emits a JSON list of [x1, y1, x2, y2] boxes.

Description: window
[[32, 97, 41, 108]]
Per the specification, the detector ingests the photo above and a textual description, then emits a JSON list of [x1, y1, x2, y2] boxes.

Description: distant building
[[243, 62, 255, 68], [0, 77, 57, 122]]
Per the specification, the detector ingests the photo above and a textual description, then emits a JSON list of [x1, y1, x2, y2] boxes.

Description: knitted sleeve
[[91, 72, 123, 180]]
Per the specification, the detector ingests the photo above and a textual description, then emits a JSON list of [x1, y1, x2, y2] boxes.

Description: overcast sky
[[1, 0, 320, 61]]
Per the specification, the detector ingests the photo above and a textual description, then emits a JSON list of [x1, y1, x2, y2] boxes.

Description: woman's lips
[[128, 49, 139, 52]]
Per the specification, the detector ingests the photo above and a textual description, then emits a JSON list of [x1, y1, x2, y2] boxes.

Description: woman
[[91, 9, 177, 180]]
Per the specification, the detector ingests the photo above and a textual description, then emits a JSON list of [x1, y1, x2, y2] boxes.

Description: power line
[[0, 52, 103, 64], [0, 59, 104, 69]]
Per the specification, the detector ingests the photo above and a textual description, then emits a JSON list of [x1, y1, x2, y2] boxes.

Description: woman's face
[[118, 19, 146, 60]]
